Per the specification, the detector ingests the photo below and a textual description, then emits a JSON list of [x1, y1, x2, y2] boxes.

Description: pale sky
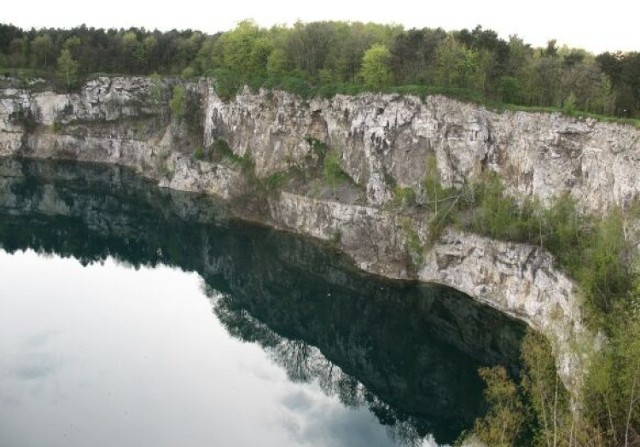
[[4, 0, 638, 54]]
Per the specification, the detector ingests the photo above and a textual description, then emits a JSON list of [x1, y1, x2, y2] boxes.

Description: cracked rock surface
[[4, 76, 639, 395]]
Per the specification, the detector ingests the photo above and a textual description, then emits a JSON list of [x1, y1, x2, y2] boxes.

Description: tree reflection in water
[[211, 289, 432, 447], [0, 157, 527, 445]]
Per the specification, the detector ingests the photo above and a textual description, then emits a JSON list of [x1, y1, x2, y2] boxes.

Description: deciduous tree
[[57, 48, 78, 90], [31, 34, 54, 69], [360, 43, 392, 90]]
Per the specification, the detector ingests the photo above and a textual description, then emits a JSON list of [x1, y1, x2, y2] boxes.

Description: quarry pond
[[0, 158, 526, 447]]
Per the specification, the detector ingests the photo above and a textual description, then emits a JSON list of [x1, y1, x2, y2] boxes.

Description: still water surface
[[0, 252, 400, 447], [0, 159, 526, 446]]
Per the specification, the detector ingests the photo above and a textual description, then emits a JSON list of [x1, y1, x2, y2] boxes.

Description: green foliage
[[521, 330, 572, 447], [305, 136, 327, 156], [471, 366, 525, 447], [360, 43, 392, 90], [263, 171, 289, 191], [216, 20, 272, 76], [423, 153, 444, 205], [498, 75, 522, 103], [563, 92, 577, 116], [121, 31, 146, 74], [560, 207, 632, 317], [540, 194, 581, 254], [266, 48, 288, 77], [1, 20, 639, 117], [582, 301, 640, 446], [212, 138, 232, 156], [432, 171, 632, 318], [400, 217, 424, 268], [181, 66, 196, 79], [149, 73, 164, 101], [422, 153, 465, 243], [421, 164, 633, 318], [392, 186, 416, 208], [193, 146, 204, 160], [466, 330, 574, 447], [31, 34, 54, 69], [467, 173, 539, 242], [323, 151, 349, 187], [169, 85, 186, 119], [148, 73, 167, 124], [435, 36, 484, 90], [56, 48, 78, 90], [209, 68, 243, 101], [211, 138, 254, 173]]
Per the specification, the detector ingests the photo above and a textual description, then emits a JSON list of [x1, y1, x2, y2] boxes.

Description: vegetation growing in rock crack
[[392, 186, 417, 208], [322, 151, 350, 188], [169, 85, 186, 120], [402, 153, 633, 320], [400, 217, 424, 270], [209, 138, 254, 173]]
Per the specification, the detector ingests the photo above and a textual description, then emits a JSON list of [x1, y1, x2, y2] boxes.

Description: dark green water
[[0, 158, 526, 446]]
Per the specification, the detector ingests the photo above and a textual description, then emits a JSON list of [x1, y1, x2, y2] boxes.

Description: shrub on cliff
[[169, 85, 186, 120]]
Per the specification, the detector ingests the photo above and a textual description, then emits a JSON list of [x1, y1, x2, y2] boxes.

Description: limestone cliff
[[3, 76, 638, 394], [204, 84, 640, 212]]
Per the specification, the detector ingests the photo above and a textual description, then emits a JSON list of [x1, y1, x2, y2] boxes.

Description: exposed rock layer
[[3, 76, 635, 394]]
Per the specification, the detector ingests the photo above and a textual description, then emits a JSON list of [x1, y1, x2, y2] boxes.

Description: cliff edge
[[3, 76, 638, 394]]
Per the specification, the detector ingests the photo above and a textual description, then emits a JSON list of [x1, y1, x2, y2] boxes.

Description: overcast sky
[[4, 0, 638, 54]]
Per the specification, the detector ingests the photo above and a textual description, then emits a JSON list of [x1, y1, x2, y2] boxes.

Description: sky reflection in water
[[0, 251, 407, 447]]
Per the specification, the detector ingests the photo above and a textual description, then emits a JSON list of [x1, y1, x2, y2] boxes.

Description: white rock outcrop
[[4, 76, 636, 395], [204, 86, 640, 212]]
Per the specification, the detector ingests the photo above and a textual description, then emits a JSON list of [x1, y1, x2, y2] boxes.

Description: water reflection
[[0, 158, 526, 445], [2, 252, 398, 447]]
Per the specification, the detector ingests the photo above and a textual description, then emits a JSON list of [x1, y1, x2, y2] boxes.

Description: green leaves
[[169, 85, 186, 120], [472, 366, 525, 447], [359, 44, 392, 90], [217, 20, 272, 76], [323, 151, 349, 187], [583, 306, 640, 446], [56, 48, 78, 90]]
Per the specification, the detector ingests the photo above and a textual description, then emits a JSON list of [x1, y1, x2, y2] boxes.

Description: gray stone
[[4, 76, 637, 397]]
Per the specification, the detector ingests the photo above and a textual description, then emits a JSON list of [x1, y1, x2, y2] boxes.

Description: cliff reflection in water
[[0, 158, 526, 444]]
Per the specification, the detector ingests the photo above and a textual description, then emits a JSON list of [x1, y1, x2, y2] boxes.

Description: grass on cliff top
[[490, 102, 640, 128], [206, 69, 640, 129], [4, 67, 638, 129]]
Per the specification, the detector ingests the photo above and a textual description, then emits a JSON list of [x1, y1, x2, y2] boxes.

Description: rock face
[[0, 77, 245, 199], [204, 85, 640, 212], [268, 192, 585, 393], [3, 76, 637, 394]]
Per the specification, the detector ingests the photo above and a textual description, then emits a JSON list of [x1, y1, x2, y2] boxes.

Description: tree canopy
[[0, 20, 638, 117]]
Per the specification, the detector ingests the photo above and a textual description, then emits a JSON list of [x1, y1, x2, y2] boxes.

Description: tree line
[[1, 20, 639, 117]]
